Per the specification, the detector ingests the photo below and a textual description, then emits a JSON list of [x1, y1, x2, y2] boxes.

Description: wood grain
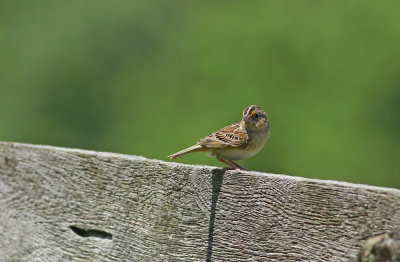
[[0, 142, 399, 261]]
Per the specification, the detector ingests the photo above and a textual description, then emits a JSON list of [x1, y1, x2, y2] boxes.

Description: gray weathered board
[[0, 142, 399, 262]]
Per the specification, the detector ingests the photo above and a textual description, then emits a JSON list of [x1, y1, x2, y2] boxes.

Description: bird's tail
[[168, 145, 204, 159]]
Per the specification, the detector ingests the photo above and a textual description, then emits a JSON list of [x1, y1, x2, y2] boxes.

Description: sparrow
[[168, 105, 270, 170]]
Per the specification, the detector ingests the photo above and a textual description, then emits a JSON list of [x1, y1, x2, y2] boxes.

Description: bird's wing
[[197, 123, 248, 148]]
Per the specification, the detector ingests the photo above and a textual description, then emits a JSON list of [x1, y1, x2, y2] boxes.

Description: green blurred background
[[1, 1, 399, 187]]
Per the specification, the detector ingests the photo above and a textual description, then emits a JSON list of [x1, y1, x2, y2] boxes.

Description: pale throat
[[240, 120, 269, 133]]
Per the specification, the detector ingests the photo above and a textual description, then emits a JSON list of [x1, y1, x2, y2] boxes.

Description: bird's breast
[[243, 129, 269, 151]]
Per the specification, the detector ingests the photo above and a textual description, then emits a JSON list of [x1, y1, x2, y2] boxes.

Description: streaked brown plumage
[[168, 105, 270, 170]]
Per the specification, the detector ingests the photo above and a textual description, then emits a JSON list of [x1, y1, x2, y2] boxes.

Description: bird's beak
[[242, 115, 251, 122]]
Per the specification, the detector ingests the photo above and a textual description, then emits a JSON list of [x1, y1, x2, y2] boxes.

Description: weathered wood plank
[[0, 142, 399, 261], [0, 142, 214, 261], [211, 172, 400, 261]]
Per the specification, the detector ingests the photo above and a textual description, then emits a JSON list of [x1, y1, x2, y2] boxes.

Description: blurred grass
[[0, 1, 399, 187]]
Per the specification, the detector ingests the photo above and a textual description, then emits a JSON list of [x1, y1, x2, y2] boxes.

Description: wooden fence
[[0, 142, 399, 261]]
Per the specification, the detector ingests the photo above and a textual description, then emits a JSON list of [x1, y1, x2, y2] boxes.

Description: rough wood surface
[[0, 142, 399, 262]]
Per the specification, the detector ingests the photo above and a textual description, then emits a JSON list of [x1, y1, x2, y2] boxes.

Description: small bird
[[168, 105, 270, 170]]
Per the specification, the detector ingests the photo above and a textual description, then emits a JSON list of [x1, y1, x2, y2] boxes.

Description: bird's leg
[[228, 160, 247, 171], [217, 157, 236, 169]]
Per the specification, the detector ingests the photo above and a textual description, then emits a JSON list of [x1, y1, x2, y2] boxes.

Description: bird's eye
[[254, 114, 259, 119]]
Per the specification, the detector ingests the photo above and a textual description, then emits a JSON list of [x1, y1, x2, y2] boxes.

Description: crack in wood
[[69, 225, 112, 240], [206, 168, 224, 262]]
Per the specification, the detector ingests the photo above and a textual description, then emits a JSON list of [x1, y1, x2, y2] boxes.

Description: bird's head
[[241, 105, 269, 132]]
